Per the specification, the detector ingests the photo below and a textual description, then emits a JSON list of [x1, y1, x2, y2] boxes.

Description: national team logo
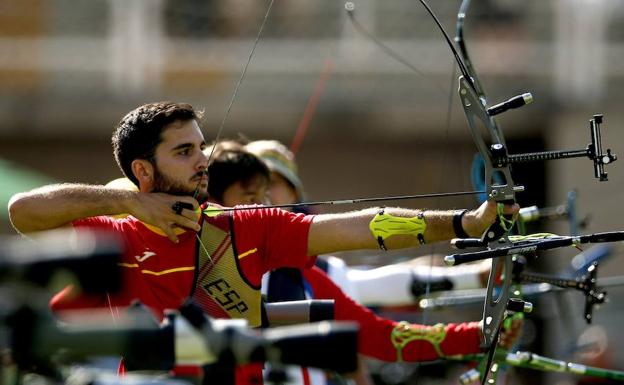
[[135, 249, 156, 262]]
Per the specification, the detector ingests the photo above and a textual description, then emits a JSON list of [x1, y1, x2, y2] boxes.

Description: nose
[[197, 149, 209, 172]]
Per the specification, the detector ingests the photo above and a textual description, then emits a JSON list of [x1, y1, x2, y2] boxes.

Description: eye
[[177, 148, 191, 156]]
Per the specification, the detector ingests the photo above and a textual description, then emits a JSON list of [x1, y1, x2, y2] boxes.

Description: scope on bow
[[490, 114, 617, 181], [589, 115, 617, 181]]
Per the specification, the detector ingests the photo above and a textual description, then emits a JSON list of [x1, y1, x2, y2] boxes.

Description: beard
[[152, 168, 209, 204]]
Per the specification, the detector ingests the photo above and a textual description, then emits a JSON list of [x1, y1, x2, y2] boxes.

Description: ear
[[131, 159, 154, 191]]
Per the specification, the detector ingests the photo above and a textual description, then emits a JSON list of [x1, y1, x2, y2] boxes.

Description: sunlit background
[[1, 0, 623, 384]]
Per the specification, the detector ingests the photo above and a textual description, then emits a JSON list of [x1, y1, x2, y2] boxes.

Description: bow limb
[[455, 9, 520, 385], [455, 0, 487, 103]]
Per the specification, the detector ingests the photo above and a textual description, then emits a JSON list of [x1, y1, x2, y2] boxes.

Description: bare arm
[[307, 201, 517, 256], [8, 183, 201, 242]]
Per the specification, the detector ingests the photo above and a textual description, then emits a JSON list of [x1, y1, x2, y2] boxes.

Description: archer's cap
[[245, 140, 304, 200]]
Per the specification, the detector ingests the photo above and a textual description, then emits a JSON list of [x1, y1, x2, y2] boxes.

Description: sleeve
[[303, 266, 482, 362], [346, 265, 413, 306], [320, 256, 359, 300], [231, 207, 315, 270], [49, 284, 109, 312]]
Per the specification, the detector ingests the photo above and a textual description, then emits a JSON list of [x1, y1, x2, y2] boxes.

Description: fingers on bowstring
[[177, 196, 200, 211], [171, 200, 197, 214], [175, 216, 201, 232], [170, 200, 201, 233]]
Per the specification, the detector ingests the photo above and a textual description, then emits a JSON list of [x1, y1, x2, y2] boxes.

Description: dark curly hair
[[112, 102, 202, 186], [207, 146, 269, 203]]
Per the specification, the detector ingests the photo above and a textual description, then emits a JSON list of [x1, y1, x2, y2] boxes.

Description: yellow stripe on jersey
[[237, 248, 258, 260], [118, 263, 139, 268], [141, 222, 188, 237], [140, 266, 195, 276], [117, 263, 194, 276]]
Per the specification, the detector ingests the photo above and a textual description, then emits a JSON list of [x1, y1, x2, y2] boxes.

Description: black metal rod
[[446, 237, 576, 265], [591, 115, 604, 179], [447, 231, 624, 266], [580, 231, 624, 243], [519, 273, 578, 289], [503, 149, 589, 164]]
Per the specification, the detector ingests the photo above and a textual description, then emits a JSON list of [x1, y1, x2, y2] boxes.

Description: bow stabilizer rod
[[446, 231, 624, 265]]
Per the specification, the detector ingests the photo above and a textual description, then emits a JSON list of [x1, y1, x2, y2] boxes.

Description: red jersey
[[51, 205, 314, 318]]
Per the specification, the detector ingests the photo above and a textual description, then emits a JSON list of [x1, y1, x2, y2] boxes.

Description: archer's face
[[151, 120, 209, 202], [221, 174, 269, 207], [267, 172, 298, 207]]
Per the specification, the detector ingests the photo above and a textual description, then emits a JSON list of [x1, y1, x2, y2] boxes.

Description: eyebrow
[[171, 141, 206, 152]]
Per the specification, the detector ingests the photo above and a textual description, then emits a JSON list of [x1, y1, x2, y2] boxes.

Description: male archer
[[8, 101, 518, 384]]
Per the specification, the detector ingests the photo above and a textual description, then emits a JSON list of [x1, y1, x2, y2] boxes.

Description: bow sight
[[490, 114, 617, 181]]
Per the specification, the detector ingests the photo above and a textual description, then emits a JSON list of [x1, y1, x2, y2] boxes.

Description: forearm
[[347, 266, 413, 305], [8, 183, 134, 233], [411, 260, 490, 289], [335, 293, 481, 361], [308, 207, 473, 256], [396, 321, 482, 361], [347, 260, 489, 306]]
